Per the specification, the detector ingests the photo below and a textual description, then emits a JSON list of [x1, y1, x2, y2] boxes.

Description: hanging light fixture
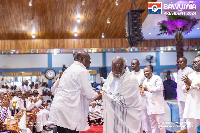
[[32, 34, 35, 38], [115, 0, 118, 5], [102, 33, 104, 38], [29, 0, 33, 6], [74, 32, 78, 37], [77, 18, 81, 23], [107, 18, 110, 23]]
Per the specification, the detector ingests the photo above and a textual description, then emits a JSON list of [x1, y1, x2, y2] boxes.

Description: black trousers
[[57, 126, 79, 133]]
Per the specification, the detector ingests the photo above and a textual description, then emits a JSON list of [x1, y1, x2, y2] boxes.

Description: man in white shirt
[[130, 59, 145, 86], [131, 59, 151, 133], [49, 52, 101, 133], [143, 65, 165, 133], [175, 57, 194, 133], [181, 55, 200, 133], [102, 56, 142, 133]]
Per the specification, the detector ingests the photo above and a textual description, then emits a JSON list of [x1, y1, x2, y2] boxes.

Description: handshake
[[100, 77, 106, 83]]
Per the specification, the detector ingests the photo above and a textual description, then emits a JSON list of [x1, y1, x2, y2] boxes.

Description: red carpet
[[80, 125, 103, 133]]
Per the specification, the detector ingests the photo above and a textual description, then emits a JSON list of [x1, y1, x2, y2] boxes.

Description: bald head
[[112, 56, 127, 78], [76, 51, 91, 69], [193, 56, 200, 72]]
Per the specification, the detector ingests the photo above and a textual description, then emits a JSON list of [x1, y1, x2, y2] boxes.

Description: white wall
[[52, 54, 74, 67], [160, 51, 198, 66], [106, 52, 156, 66], [89, 53, 103, 67], [184, 51, 198, 65], [0, 54, 48, 68], [52, 53, 103, 67], [160, 52, 176, 66]]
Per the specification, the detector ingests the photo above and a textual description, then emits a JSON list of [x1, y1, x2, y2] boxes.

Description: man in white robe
[[102, 56, 142, 133], [130, 59, 151, 133], [175, 57, 194, 133], [142, 65, 165, 133], [49, 52, 101, 133], [182, 55, 200, 133]]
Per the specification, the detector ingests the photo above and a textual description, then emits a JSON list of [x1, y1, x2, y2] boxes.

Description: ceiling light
[[107, 18, 110, 23], [32, 34, 35, 38], [197, 28, 199, 29], [77, 18, 80, 23], [82, 1, 85, 6], [149, 33, 151, 34], [161, 51, 163, 53], [74, 32, 78, 37], [171, 2, 172, 3], [29, 0, 32, 6], [115, 1, 118, 5], [102, 33, 104, 38]]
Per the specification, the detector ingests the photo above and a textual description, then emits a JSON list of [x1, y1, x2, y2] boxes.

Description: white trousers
[[142, 108, 152, 133], [149, 114, 166, 133], [178, 101, 187, 130], [186, 118, 200, 133], [36, 109, 50, 132]]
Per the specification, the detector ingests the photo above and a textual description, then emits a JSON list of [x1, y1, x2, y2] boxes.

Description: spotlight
[[107, 18, 110, 23], [197, 28, 199, 29], [102, 33, 104, 38], [149, 33, 151, 34], [115, 1, 118, 5], [74, 32, 78, 37], [77, 18, 80, 23], [32, 34, 35, 38]]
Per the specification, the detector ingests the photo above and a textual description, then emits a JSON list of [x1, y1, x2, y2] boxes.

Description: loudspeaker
[[126, 9, 145, 47], [99, 67, 107, 79]]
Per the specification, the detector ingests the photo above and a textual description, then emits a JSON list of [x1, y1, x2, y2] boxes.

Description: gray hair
[[112, 56, 127, 68]]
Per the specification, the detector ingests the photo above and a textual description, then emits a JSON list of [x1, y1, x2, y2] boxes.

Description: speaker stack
[[126, 9, 145, 47], [99, 67, 107, 79]]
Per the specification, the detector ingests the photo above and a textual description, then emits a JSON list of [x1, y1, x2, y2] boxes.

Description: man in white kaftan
[[182, 55, 200, 133], [142, 65, 165, 133], [130, 59, 151, 133], [175, 57, 194, 133], [102, 56, 142, 133]]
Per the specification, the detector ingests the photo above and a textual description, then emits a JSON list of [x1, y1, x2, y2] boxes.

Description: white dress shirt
[[177, 67, 194, 102], [183, 71, 200, 119], [51, 78, 60, 95], [49, 61, 98, 131], [143, 74, 165, 115], [131, 69, 145, 86]]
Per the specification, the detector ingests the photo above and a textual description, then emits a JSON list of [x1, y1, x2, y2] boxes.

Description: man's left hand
[[182, 75, 192, 86], [143, 86, 149, 91]]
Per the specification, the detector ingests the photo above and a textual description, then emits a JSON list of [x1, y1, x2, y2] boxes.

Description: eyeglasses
[[192, 60, 200, 65]]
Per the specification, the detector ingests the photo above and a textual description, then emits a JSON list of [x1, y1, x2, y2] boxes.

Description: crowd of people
[[1, 51, 200, 133], [0, 79, 54, 132]]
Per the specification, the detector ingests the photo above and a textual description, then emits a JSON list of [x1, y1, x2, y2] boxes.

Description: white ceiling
[[142, 0, 200, 40]]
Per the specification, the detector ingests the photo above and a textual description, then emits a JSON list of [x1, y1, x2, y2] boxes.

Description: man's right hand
[[95, 91, 102, 100]]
